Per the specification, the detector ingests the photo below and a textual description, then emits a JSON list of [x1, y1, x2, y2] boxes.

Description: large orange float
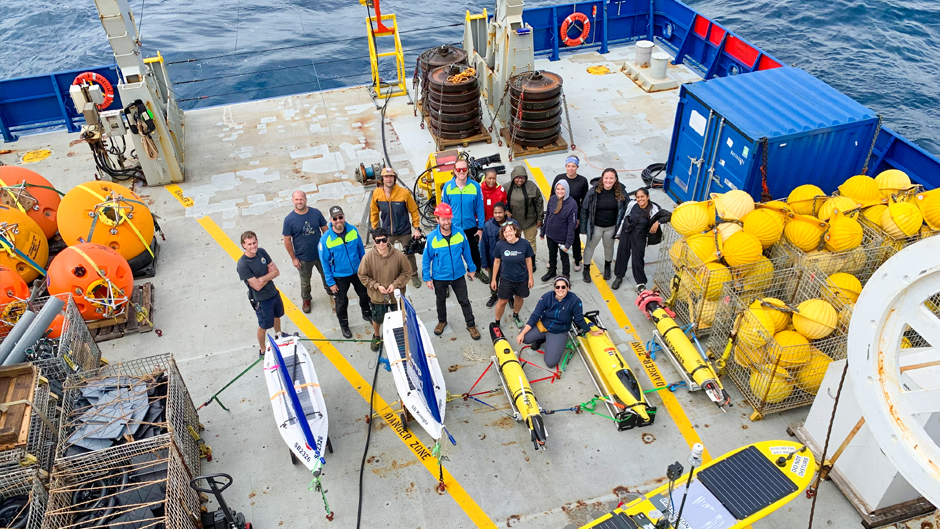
[[46, 243, 133, 320], [57, 181, 155, 264], [0, 166, 61, 239], [0, 265, 29, 334], [0, 204, 49, 283]]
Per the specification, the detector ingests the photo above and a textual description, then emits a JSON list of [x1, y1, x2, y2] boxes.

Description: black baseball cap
[[329, 206, 344, 218]]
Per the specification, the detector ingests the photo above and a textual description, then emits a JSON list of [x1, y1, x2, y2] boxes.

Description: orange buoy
[[57, 181, 155, 263], [46, 243, 133, 321], [0, 166, 61, 239], [0, 205, 49, 283], [46, 313, 65, 339], [0, 265, 29, 334], [560, 12, 591, 46]]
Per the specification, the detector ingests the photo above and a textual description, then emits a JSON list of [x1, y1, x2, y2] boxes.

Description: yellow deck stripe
[[525, 161, 712, 463], [166, 184, 496, 528]]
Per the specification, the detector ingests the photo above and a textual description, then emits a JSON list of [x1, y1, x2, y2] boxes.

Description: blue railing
[[0, 65, 122, 142]]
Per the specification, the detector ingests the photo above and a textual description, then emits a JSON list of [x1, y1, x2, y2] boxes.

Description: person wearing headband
[[552, 156, 588, 272], [516, 276, 602, 368]]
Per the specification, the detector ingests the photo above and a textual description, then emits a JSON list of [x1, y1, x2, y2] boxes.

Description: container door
[[667, 95, 716, 202], [701, 119, 755, 198]]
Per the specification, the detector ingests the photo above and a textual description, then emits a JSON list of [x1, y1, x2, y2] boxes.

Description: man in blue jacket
[[441, 158, 487, 281], [318, 205, 371, 338], [423, 203, 481, 340]]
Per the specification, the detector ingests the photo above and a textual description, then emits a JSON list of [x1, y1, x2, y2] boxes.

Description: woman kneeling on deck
[[516, 276, 603, 368]]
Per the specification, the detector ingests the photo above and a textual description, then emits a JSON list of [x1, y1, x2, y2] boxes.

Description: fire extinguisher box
[[663, 67, 879, 204]]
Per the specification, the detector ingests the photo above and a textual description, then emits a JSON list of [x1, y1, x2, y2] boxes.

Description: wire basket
[[858, 214, 940, 258], [43, 434, 199, 529], [707, 266, 852, 419], [0, 468, 48, 529], [0, 370, 58, 475], [56, 354, 201, 478], [653, 225, 789, 336]]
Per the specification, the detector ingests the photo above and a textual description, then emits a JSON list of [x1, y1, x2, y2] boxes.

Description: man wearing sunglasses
[[369, 167, 423, 289], [517, 276, 603, 368], [358, 227, 412, 351], [318, 206, 371, 339], [440, 158, 487, 282]]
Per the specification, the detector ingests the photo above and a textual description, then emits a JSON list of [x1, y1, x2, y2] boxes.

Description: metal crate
[[707, 267, 852, 419], [56, 354, 201, 477], [0, 368, 58, 475], [43, 434, 199, 529], [0, 468, 48, 529], [653, 225, 789, 336], [858, 214, 940, 258]]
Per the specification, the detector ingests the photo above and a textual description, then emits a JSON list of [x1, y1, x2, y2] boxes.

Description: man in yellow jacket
[[370, 167, 422, 288], [358, 227, 413, 351]]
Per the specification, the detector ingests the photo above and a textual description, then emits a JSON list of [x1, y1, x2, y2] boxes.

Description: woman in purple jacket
[[539, 179, 579, 282]]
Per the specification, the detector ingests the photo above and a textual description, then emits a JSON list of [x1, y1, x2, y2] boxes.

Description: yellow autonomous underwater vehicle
[[572, 311, 656, 430], [490, 323, 548, 450]]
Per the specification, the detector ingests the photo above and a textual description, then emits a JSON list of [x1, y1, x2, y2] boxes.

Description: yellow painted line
[[524, 161, 712, 463], [165, 185, 496, 528]]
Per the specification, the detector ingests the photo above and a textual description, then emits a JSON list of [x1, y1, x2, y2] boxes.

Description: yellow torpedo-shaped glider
[[489, 322, 547, 450]]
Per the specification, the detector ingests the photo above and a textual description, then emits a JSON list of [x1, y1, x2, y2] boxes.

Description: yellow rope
[[447, 68, 476, 84], [0, 178, 27, 214], [77, 185, 154, 258], [69, 245, 129, 317]]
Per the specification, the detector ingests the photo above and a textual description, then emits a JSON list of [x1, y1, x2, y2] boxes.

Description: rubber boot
[[583, 264, 592, 283], [603, 261, 612, 281]]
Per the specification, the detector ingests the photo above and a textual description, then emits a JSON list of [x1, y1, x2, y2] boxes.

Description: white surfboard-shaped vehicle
[[263, 333, 331, 468], [383, 289, 447, 440]]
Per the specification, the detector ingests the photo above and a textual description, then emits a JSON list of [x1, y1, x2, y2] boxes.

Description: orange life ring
[[72, 72, 114, 110], [560, 12, 591, 47]]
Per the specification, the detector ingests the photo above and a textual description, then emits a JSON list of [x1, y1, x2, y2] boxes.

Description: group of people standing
[[236, 155, 669, 364]]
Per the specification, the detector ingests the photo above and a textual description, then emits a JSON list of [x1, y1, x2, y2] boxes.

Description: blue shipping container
[[664, 67, 879, 204]]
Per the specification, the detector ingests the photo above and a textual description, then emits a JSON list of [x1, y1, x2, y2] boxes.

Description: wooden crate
[[417, 100, 494, 150], [500, 127, 569, 159], [89, 283, 155, 342], [0, 364, 38, 450]]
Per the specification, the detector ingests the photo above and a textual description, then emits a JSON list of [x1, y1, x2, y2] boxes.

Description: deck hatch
[[696, 445, 797, 520]]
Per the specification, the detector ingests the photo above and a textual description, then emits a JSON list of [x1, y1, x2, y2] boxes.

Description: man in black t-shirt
[[552, 156, 589, 271], [237, 231, 284, 356], [283, 190, 329, 314]]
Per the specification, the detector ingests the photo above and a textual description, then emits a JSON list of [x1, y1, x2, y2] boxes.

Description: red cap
[[433, 203, 453, 219]]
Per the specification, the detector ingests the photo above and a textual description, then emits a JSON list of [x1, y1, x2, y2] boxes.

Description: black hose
[[355, 347, 384, 529], [641, 163, 666, 188]]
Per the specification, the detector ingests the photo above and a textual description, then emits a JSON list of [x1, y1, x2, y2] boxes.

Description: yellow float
[[716, 221, 743, 242], [740, 256, 774, 295], [671, 200, 715, 236], [57, 181, 155, 264], [786, 184, 825, 216], [816, 195, 859, 220], [880, 200, 922, 238], [749, 365, 792, 404], [766, 330, 812, 368], [743, 208, 785, 248], [685, 231, 721, 265], [697, 261, 732, 300], [783, 213, 828, 252], [0, 205, 49, 283], [824, 273, 862, 304], [723, 231, 763, 267], [874, 169, 912, 198], [803, 249, 843, 276], [749, 297, 790, 333], [838, 175, 882, 206], [824, 214, 863, 252], [46, 242, 134, 321], [738, 307, 774, 349], [712, 190, 755, 221], [0, 166, 61, 239], [914, 190, 940, 230], [794, 350, 832, 395], [792, 299, 837, 340]]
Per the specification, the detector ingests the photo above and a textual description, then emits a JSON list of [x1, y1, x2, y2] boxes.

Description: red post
[[372, 0, 392, 33]]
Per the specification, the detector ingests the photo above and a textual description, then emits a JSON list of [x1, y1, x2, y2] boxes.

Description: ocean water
[[2, 0, 938, 156]]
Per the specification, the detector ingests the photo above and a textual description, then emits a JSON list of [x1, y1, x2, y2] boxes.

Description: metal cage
[[0, 468, 48, 529], [56, 354, 201, 477], [707, 266, 852, 419], [0, 366, 58, 475], [43, 434, 199, 529], [858, 213, 939, 258]]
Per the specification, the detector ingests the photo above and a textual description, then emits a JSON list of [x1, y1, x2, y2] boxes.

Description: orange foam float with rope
[[57, 181, 155, 266], [72, 72, 114, 110], [0, 166, 61, 239], [0, 265, 29, 334], [560, 12, 591, 46], [0, 204, 49, 283], [46, 243, 133, 321]]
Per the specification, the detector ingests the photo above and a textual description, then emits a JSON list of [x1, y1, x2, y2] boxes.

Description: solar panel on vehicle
[[592, 511, 638, 529], [283, 354, 319, 421], [393, 327, 417, 391], [697, 446, 798, 520]]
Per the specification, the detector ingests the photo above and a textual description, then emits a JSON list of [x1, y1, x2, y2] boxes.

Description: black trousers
[[614, 231, 648, 285], [464, 227, 482, 271], [546, 237, 570, 275], [334, 274, 371, 325], [433, 276, 475, 328], [573, 230, 583, 264]]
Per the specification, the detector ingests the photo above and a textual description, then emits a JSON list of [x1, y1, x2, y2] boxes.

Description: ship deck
[[0, 44, 863, 528]]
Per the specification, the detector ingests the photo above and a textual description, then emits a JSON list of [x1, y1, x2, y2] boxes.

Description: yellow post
[[365, 14, 407, 99]]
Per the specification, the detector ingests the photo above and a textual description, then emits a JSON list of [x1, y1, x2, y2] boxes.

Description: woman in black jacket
[[612, 187, 671, 292], [579, 168, 628, 283]]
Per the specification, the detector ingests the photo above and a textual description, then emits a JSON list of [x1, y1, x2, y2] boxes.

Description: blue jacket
[[318, 224, 365, 286], [526, 291, 588, 334], [441, 178, 485, 231], [479, 217, 520, 270], [423, 227, 477, 281]]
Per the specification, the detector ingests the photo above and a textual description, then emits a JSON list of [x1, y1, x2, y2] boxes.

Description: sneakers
[[434, 322, 447, 336], [512, 313, 523, 329], [583, 264, 592, 283], [574, 261, 582, 272], [302, 300, 311, 313], [259, 347, 265, 357], [611, 277, 623, 290], [485, 294, 498, 308], [340, 324, 352, 339], [411, 276, 422, 289], [540, 269, 556, 282], [635, 283, 647, 294], [370, 334, 382, 351], [468, 326, 481, 340], [603, 261, 612, 281], [475, 270, 489, 283]]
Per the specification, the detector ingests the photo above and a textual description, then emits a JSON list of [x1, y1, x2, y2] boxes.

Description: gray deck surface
[[1, 45, 864, 528]]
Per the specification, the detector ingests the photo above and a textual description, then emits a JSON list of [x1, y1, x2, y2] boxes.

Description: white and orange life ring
[[560, 12, 591, 47], [72, 72, 114, 110]]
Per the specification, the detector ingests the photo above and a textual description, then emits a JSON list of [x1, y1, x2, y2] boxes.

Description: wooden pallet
[[417, 100, 494, 150], [500, 128, 569, 159], [0, 364, 38, 450], [89, 283, 155, 342]]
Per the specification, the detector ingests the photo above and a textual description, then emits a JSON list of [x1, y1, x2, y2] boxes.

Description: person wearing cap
[[282, 190, 330, 314], [580, 168, 628, 284], [318, 205, 371, 339], [369, 167, 423, 289], [516, 277, 603, 368], [238, 231, 286, 356], [358, 227, 412, 351], [481, 168, 507, 221], [440, 158, 487, 281], [539, 179, 578, 282], [480, 202, 519, 308], [422, 202, 481, 340], [505, 165, 544, 272], [552, 156, 589, 271]]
